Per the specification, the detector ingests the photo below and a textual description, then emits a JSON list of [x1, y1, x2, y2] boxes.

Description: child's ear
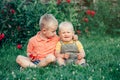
[[58, 31, 60, 35], [73, 31, 75, 35], [42, 28, 47, 33]]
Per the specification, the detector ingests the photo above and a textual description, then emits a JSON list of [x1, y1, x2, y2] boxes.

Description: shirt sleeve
[[55, 41, 61, 52], [75, 41, 83, 52]]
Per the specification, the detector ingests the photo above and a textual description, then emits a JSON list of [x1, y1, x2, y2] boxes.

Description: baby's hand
[[64, 53, 70, 59]]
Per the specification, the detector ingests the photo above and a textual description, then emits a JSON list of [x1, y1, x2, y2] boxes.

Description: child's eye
[[62, 32, 65, 34], [52, 31, 56, 33]]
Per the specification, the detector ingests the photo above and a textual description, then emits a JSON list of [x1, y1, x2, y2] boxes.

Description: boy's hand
[[73, 35, 78, 41], [64, 53, 70, 59]]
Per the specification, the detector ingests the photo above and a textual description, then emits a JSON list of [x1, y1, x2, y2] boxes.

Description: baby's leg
[[37, 54, 56, 67], [75, 58, 86, 65], [57, 58, 65, 66], [16, 55, 36, 68]]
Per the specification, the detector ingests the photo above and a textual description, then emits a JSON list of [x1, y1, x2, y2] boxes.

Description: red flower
[[76, 30, 81, 34], [66, 0, 71, 3], [10, 9, 15, 14], [91, 10, 96, 16], [0, 33, 5, 40], [86, 10, 96, 16], [17, 44, 22, 49], [0, 36, 2, 41], [57, 0, 61, 5], [29, 54, 36, 60], [1, 33, 5, 39], [83, 18, 89, 22], [86, 10, 91, 15], [29, 54, 33, 58]]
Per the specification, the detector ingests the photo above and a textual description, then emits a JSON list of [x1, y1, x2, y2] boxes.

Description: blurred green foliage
[[0, 0, 120, 46]]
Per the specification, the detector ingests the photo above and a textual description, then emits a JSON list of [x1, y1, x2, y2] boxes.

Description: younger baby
[[55, 21, 86, 66]]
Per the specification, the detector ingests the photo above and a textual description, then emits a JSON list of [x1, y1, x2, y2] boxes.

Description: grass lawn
[[0, 35, 120, 80]]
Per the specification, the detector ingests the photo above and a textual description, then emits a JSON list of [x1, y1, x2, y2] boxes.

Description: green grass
[[0, 35, 120, 80]]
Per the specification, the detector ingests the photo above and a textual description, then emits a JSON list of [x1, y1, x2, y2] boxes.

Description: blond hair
[[39, 14, 58, 30], [59, 21, 74, 32]]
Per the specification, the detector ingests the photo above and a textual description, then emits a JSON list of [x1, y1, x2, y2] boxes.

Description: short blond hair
[[39, 14, 58, 30], [59, 21, 74, 32]]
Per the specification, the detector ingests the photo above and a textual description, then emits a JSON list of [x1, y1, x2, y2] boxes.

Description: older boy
[[16, 14, 59, 68]]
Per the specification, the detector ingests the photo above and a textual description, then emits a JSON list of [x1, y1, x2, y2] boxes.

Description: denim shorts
[[32, 60, 40, 65]]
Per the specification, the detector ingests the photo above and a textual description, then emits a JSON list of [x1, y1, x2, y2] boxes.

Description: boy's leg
[[37, 54, 56, 67], [57, 58, 66, 66], [16, 55, 36, 68]]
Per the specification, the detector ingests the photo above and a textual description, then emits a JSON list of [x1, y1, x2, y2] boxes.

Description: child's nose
[[64, 33, 68, 36]]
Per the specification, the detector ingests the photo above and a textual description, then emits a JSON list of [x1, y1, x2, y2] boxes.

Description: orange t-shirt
[[27, 31, 59, 60]]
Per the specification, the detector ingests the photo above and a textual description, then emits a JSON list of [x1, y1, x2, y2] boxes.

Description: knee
[[50, 54, 56, 61], [16, 55, 23, 63], [46, 54, 56, 62]]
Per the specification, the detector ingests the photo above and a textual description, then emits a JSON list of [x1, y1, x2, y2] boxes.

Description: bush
[[0, 0, 120, 46], [0, 0, 78, 46], [93, 0, 120, 35]]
